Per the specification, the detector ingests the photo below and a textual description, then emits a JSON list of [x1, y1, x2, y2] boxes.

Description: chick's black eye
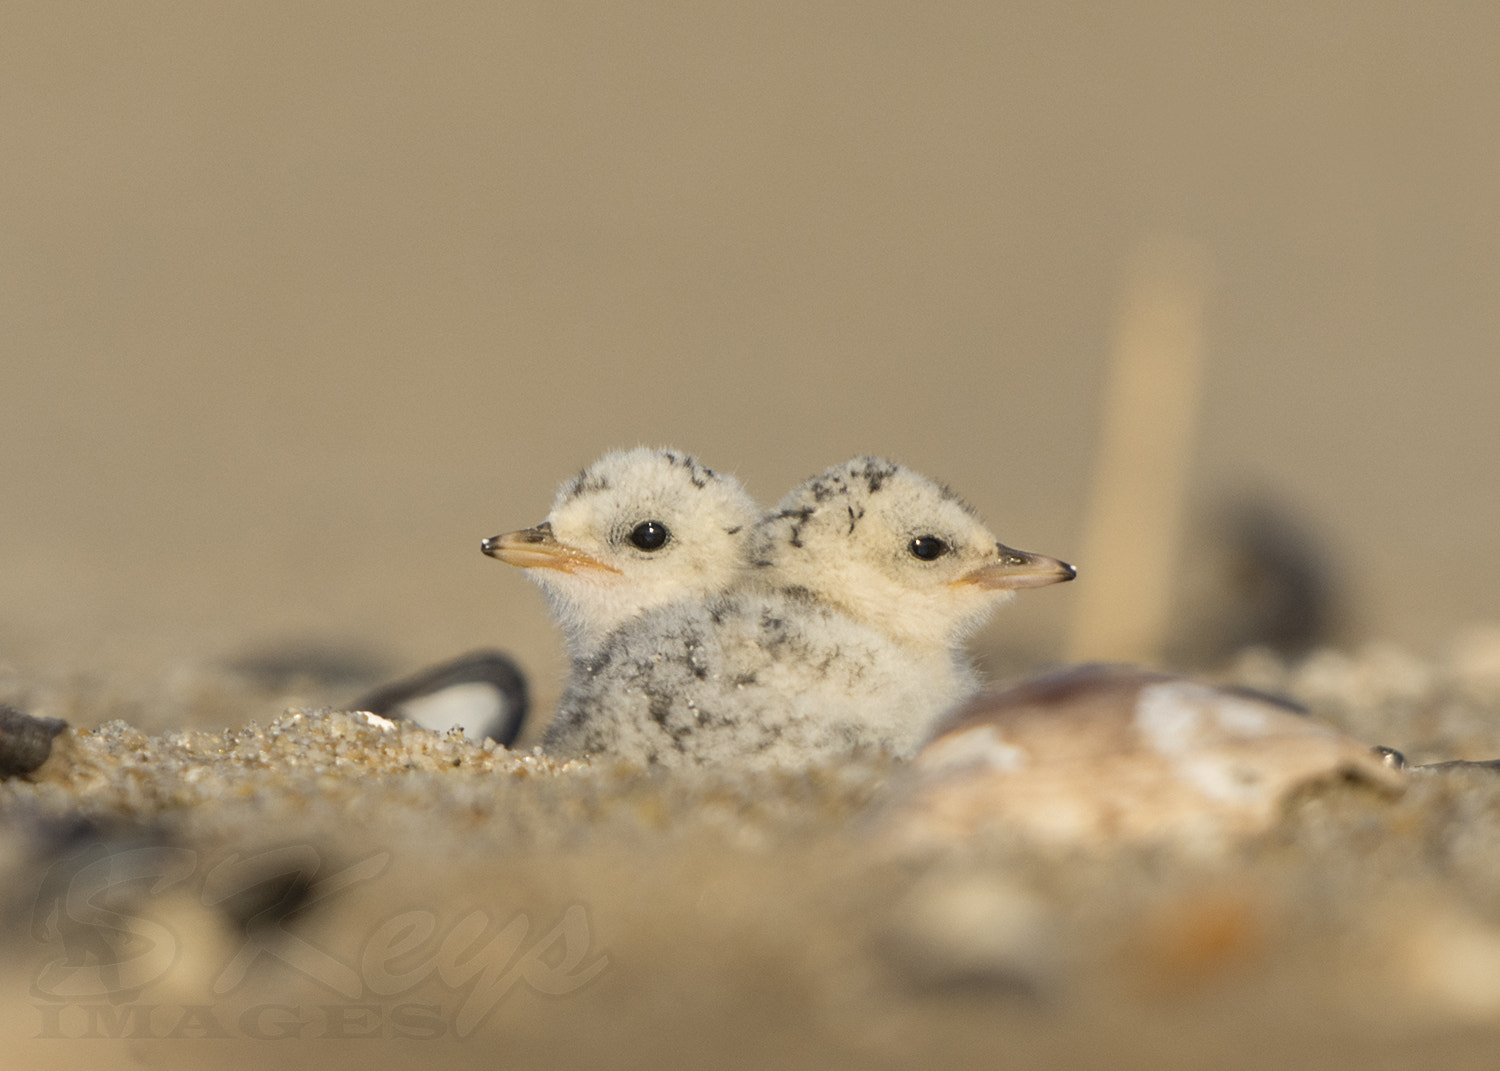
[[629, 521, 670, 551], [909, 536, 949, 561]]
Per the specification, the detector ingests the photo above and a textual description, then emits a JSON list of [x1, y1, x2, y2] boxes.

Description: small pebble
[[0, 705, 68, 779]]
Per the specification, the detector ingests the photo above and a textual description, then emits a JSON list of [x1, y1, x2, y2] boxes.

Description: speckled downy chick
[[544, 457, 1075, 768], [482, 447, 762, 659]]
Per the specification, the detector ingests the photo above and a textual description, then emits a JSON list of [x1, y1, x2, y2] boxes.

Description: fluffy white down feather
[[545, 589, 979, 766]]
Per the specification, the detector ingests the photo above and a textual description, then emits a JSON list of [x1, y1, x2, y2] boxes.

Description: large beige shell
[[883, 664, 1405, 851]]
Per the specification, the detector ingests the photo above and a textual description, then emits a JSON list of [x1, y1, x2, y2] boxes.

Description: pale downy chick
[[544, 457, 1075, 767], [482, 447, 761, 659]]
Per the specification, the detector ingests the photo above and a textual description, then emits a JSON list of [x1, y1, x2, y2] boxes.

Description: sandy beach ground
[[6, 644, 1500, 1069], [2, 4, 1499, 1067]]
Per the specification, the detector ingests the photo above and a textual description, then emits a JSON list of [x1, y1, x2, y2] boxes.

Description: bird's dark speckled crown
[[756, 457, 978, 557], [560, 448, 718, 502]]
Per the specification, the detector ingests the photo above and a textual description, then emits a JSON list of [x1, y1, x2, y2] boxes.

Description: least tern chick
[[482, 447, 761, 659], [545, 457, 1075, 767]]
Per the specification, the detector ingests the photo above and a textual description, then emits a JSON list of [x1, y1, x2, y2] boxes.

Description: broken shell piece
[[883, 664, 1404, 851], [351, 649, 529, 746]]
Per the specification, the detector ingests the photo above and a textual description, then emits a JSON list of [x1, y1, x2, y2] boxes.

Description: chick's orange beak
[[958, 543, 1076, 590], [481, 523, 620, 576]]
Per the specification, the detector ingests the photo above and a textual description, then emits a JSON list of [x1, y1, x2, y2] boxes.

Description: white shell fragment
[[356, 710, 399, 732], [883, 664, 1406, 851]]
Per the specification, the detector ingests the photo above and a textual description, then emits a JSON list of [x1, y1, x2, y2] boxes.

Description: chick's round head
[[485, 447, 761, 655], [752, 457, 1073, 654]]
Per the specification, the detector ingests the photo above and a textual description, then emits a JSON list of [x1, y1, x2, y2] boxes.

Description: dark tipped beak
[[481, 523, 619, 575], [483, 521, 552, 559], [959, 543, 1077, 590]]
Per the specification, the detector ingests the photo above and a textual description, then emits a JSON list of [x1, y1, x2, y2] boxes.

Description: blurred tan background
[[1, 3, 1497, 714]]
